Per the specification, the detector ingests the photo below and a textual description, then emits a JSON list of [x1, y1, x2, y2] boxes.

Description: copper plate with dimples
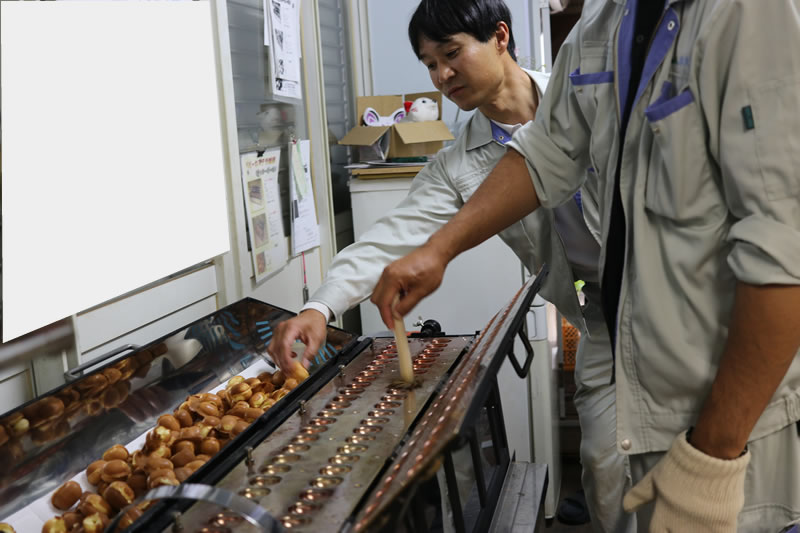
[[173, 336, 469, 532]]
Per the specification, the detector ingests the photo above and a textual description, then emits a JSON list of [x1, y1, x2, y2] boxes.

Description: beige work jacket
[[509, 0, 800, 454], [311, 70, 597, 334]]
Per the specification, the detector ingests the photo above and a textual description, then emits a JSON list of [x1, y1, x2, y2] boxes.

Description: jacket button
[[620, 439, 632, 451]]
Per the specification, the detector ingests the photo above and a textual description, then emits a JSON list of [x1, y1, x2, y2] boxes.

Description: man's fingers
[[272, 322, 301, 371], [622, 470, 655, 512], [301, 336, 323, 367], [371, 276, 403, 329]]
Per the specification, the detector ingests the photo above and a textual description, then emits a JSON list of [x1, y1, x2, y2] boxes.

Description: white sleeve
[[308, 155, 461, 318], [299, 301, 332, 322]]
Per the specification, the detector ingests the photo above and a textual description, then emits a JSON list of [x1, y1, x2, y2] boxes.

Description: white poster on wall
[[289, 139, 320, 255], [1, 1, 229, 342], [240, 150, 289, 282], [264, 0, 302, 99]]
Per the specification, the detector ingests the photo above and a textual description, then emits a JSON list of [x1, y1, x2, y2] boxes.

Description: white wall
[[366, 0, 532, 129]]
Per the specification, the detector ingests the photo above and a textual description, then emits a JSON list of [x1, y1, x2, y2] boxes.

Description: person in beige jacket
[[272, 0, 635, 530], [372, 1, 800, 532]]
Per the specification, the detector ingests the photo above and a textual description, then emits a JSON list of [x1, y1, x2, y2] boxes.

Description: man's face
[[418, 33, 503, 112]]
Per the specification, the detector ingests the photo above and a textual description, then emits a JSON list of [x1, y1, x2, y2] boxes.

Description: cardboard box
[[338, 91, 455, 161]]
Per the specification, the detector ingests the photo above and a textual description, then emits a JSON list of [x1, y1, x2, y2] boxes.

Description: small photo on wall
[[256, 251, 266, 275], [252, 213, 267, 248], [248, 179, 264, 208]]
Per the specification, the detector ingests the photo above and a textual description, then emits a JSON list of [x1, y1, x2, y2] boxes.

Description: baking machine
[[0, 269, 549, 533]]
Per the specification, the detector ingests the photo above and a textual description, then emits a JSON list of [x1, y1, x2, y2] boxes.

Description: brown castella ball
[[101, 444, 129, 462], [0, 425, 9, 447], [127, 472, 148, 498], [157, 414, 181, 432], [0, 524, 15, 533], [145, 455, 173, 474], [199, 437, 221, 456], [285, 360, 309, 382], [101, 367, 122, 386], [147, 468, 179, 489], [226, 376, 245, 390], [228, 383, 252, 404], [169, 447, 195, 468], [185, 459, 206, 473], [173, 409, 193, 428], [61, 512, 82, 531], [231, 419, 250, 437], [172, 439, 196, 455], [248, 392, 268, 408], [217, 415, 239, 436], [41, 517, 67, 533], [270, 388, 288, 402], [117, 506, 143, 529], [86, 460, 107, 486], [103, 481, 136, 511], [194, 401, 220, 419], [100, 459, 131, 483], [77, 493, 111, 517], [51, 480, 81, 510], [173, 466, 193, 483], [271, 371, 285, 388], [3, 413, 30, 438], [81, 512, 109, 533], [27, 397, 65, 429]]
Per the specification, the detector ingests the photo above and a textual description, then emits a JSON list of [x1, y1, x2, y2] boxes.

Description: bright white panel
[[1, 1, 230, 341]]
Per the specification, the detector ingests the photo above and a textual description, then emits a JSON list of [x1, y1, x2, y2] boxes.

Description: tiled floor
[[548, 459, 595, 533]]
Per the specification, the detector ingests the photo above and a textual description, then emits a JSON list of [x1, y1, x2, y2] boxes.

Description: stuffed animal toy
[[362, 107, 406, 126], [257, 106, 284, 145], [402, 97, 438, 122]]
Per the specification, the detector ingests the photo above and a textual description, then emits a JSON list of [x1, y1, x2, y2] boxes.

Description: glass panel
[[226, 0, 308, 236], [0, 299, 356, 518]]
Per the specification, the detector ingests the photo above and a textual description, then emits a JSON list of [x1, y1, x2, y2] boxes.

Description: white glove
[[623, 430, 750, 532]]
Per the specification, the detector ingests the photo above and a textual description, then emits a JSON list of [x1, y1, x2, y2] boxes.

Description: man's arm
[[692, 1, 800, 456], [270, 156, 461, 370], [692, 283, 800, 458], [371, 27, 593, 328], [371, 149, 540, 327]]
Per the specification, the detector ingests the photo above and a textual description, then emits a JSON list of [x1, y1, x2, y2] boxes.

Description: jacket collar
[[464, 68, 544, 151]]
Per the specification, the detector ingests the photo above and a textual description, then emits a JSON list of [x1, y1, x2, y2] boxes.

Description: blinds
[[319, 0, 355, 213]]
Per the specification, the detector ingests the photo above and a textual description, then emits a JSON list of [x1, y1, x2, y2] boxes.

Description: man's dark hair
[[408, 0, 517, 62]]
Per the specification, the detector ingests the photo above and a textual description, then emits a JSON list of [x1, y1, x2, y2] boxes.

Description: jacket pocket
[[569, 67, 614, 129], [643, 84, 725, 223], [569, 67, 617, 180], [749, 76, 800, 200]]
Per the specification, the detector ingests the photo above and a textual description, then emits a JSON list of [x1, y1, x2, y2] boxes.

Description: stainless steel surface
[[110, 484, 286, 532], [0, 298, 357, 522], [64, 344, 140, 381], [176, 336, 471, 532], [353, 275, 539, 531], [488, 462, 548, 533]]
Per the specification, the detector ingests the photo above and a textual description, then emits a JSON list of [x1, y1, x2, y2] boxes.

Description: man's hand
[[270, 309, 327, 372], [623, 430, 750, 532], [371, 242, 449, 329]]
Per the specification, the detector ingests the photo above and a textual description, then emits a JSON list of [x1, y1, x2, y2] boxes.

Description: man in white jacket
[[272, 1, 633, 531]]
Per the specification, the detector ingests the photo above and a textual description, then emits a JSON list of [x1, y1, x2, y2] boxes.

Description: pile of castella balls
[[0, 359, 308, 533]]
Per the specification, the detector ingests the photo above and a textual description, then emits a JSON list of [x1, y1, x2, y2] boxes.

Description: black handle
[[64, 344, 139, 381], [506, 329, 535, 378]]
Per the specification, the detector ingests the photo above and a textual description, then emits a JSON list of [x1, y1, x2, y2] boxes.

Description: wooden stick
[[393, 296, 414, 384]]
